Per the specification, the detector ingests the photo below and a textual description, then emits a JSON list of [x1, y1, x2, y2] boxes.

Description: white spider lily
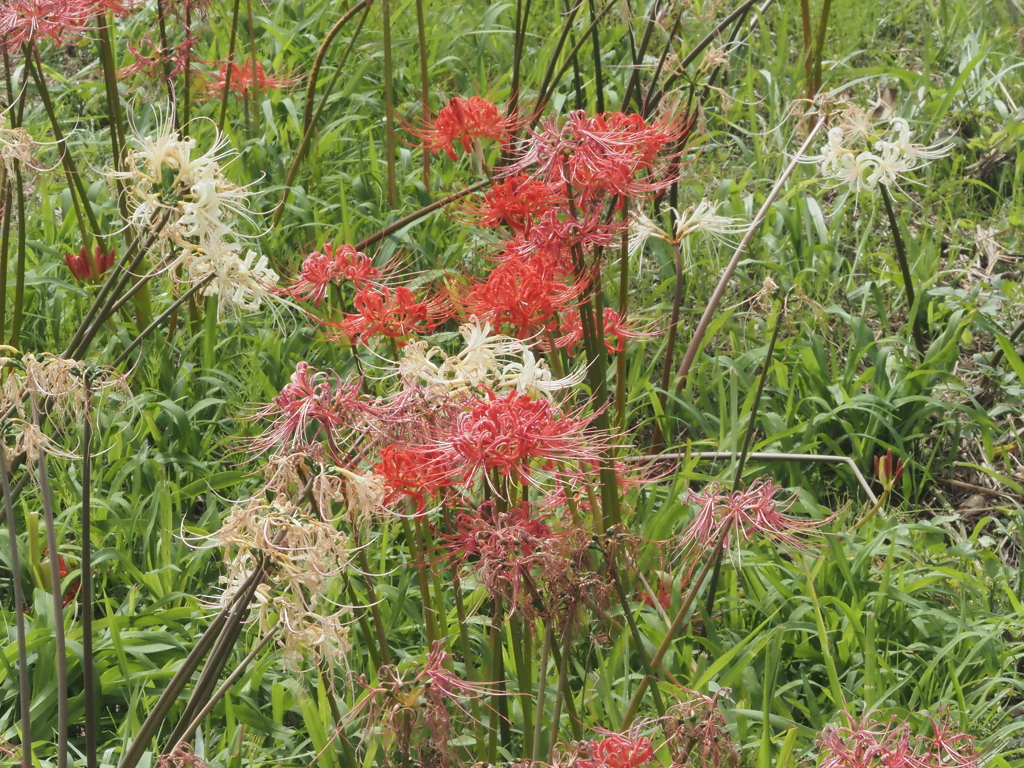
[[805, 114, 953, 194], [395, 318, 582, 398]]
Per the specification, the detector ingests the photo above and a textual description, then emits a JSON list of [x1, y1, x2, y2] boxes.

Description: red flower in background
[[65, 244, 116, 282], [577, 734, 656, 768], [415, 96, 512, 161], [212, 59, 297, 96], [285, 244, 380, 305], [555, 308, 642, 356], [376, 444, 453, 512]]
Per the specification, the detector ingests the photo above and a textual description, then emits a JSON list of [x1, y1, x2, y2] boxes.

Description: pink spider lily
[[575, 733, 656, 768], [376, 444, 454, 513], [432, 389, 601, 487], [410, 96, 514, 161], [818, 711, 978, 768], [283, 243, 380, 306], [253, 362, 375, 454], [507, 110, 680, 201], [678, 477, 833, 551], [0, 0, 130, 50]]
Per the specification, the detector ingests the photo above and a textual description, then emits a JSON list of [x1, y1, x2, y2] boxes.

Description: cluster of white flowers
[[119, 113, 278, 310], [397, 318, 585, 398], [807, 113, 953, 194]]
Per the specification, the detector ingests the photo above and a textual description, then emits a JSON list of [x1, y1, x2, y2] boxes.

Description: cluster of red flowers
[[210, 59, 297, 97]]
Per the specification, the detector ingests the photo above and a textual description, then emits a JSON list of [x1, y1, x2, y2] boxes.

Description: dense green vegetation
[[0, 0, 1023, 767]]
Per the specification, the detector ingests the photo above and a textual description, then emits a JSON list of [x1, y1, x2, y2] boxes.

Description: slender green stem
[[619, 531, 727, 729], [245, 0, 259, 134], [219, 0, 244, 132], [414, 0, 430, 189], [81, 384, 98, 768], [355, 547, 392, 665], [510, 616, 534, 756], [276, 0, 372, 226], [650, 242, 684, 452], [155, 0, 176, 116], [531, 624, 552, 760], [112, 275, 214, 366], [354, 180, 489, 251], [0, 445, 31, 768], [0, 177, 10, 342], [587, 0, 604, 112], [183, 5, 193, 132], [27, 43, 103, 250], [115, 567, 262, 768], [402, 515, 438, 645], [381, 0, 398, 207], [35, 400, 69, 768], [620, 0, 661, 111], [880, 184, 926, 353], [733, 298, 784, 486], [608, 556, 665, 716], [9, 164, 25, 347], [173, 620, 282, 750]]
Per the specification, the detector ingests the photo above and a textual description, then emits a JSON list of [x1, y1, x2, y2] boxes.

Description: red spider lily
[[120, 34, 200, 81], [874, 449, 905, 491], [210, 59, 298, 97], [254, 362, 375, 453], [336, 286, 447, 344], [554, 308, 642, 356], [678, 477, 833, 551], [65, 244, 116, 282], [413, 96, 513, 161], [818, 712, 978, 768], [526, 208, 622, 267], [576, 734, 655, 768], [0, 0, 130, 51], [507, 110, 679, 200], [434, 389, 599, 486], [466, 174, 561, 233], [284, 244, 380, 306], [458, 254, 582, 338], [376, 444, 454, 513]]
